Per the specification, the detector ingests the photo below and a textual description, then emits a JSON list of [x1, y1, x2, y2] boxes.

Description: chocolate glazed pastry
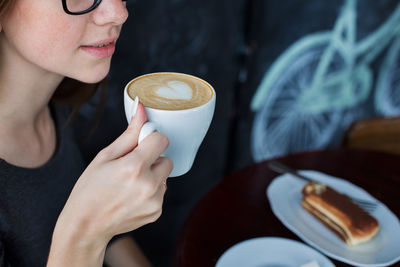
[[301, 182, 379, 246]]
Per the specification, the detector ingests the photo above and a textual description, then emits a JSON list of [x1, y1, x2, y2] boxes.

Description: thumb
[[100, 102, 148, 161]]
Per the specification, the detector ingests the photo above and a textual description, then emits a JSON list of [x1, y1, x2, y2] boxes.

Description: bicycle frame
[[304, 0, 400, 111]]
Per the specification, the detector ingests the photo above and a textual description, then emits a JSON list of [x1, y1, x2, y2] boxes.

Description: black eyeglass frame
[[62, 0, 128, 15], [62, 0, 101, 15]]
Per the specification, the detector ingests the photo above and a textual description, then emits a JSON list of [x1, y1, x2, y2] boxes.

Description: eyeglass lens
[[65, 0, 97, 13]]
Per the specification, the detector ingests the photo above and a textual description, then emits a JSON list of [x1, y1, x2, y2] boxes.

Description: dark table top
[[173, 149, 400, 267]]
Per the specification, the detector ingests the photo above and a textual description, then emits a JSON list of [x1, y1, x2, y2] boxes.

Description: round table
[[173, 149, 400, 266]]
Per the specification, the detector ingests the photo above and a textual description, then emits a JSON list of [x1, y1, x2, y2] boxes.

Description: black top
[[0, 105, 86, 267]]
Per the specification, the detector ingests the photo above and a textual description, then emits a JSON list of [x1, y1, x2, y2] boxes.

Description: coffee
[[127, 72, 213, 110]]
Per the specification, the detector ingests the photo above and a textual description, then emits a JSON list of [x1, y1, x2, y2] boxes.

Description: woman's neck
[[0, 35, 64, 130], [0, 72, 62, 129], [0, 70, 63, 167], [0, 36, 64, 167]]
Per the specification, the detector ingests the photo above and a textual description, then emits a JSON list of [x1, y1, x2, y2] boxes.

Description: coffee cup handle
[[138, 122, 158, 144]]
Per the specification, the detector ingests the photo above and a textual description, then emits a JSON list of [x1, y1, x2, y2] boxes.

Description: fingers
[[128, 132, 170, 167], [152, 174, 169, 217], [130, 157, 170, 225], [151, 157, 173, 182], [99, 103, 148, 161]]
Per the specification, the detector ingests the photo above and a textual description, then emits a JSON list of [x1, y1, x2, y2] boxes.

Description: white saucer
[[267, 170, 400, 267], [215, 237, 335, 267]]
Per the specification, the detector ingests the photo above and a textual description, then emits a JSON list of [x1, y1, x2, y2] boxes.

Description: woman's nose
[[91, 0, 129, 26]]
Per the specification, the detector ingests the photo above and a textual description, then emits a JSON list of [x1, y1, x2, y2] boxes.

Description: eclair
[[301, 182, 379, 246]]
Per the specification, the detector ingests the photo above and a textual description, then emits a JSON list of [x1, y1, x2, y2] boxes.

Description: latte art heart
[[128, 73, 213, 110], [156, 81, 193, 100]]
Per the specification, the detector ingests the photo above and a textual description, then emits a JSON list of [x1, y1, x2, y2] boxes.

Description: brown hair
[[0, 0, 12, 17], [53, 78, 107, 137], [1, 0, 107, 136]]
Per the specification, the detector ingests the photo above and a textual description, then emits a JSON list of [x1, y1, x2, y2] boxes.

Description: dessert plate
[[215, 237, 334, 267], [267, 170, 400, 267]]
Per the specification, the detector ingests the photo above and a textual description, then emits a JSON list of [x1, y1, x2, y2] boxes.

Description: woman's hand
[[54, 102, 173, 249]]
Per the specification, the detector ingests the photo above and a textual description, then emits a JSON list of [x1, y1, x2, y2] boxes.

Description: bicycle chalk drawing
[[250, 0, 400, 161]]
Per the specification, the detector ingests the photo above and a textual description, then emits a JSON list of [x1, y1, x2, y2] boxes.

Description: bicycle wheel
[[251, 41, 364, 161], [375, 35, 400, 116]]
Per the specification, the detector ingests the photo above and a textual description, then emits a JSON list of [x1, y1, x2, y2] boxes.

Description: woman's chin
[[80, 76, 107, 84], [74, 68, 110, 84]]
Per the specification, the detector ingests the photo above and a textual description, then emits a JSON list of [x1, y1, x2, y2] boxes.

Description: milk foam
[[156, 81, 193, 100], [128, 73, 213, 110]]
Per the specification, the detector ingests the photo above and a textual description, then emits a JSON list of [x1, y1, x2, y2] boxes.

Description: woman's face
[[0, 0, 128, 83]]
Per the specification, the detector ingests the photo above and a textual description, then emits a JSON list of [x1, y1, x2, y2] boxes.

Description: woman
[[0, 0, 173, 266]]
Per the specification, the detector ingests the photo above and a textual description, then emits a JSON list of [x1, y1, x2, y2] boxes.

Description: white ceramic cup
[[124, 73, 216, 177]]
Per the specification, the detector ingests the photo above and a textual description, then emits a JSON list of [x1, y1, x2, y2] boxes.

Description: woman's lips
[[80, 41, 116, 58]]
